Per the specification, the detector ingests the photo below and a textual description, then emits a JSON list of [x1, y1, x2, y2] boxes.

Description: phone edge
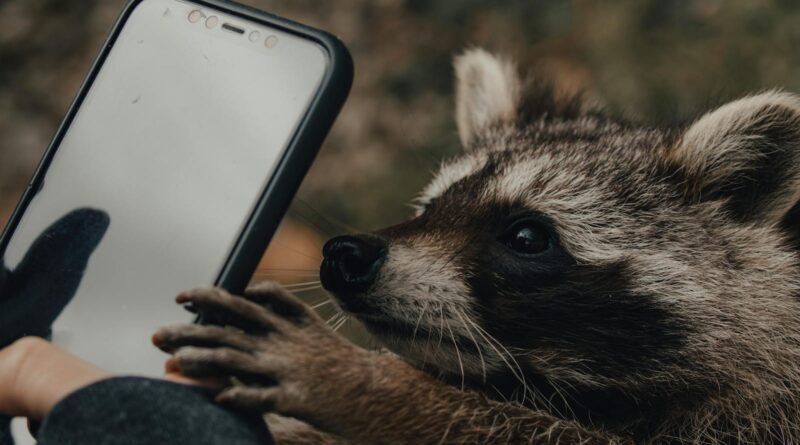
[[0, 0, 354, 297]]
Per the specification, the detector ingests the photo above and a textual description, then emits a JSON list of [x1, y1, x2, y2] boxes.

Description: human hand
[[0, 336, 223, 422], [0, 208, 110, 347], [0, 337, 110, 420]]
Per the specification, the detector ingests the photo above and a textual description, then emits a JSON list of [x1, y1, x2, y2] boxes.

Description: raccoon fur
[[158, 49, 800, 444]]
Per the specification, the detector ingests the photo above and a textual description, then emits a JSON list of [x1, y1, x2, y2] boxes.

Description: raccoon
[[154, 49, 800, 444]]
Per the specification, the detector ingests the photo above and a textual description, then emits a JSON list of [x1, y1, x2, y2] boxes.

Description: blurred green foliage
[[2, 0, 800, 235]]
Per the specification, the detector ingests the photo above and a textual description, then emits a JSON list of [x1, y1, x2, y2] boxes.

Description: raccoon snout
[[320, 235, 386, 293]]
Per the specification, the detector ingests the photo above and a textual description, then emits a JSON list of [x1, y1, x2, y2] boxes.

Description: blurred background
[[2, 0, 800, 327], [2, 1, 800, 440]]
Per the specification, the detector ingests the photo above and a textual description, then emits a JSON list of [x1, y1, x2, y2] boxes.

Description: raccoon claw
[[168, 345, 285, 386], [158, 282, 365, 421], [174, 287, 294, 333], [152, 323, 254, 354]]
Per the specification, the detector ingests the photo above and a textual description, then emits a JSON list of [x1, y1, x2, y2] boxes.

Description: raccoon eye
[[501, 219, 551, 255]]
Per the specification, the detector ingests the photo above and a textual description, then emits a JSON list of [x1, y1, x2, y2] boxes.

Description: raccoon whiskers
[[454, 307, 488, 384], [252, 272, 320, 281], [467, 317, 533, 406], [286, 285, 323, 293], [272, 240, 323, 262], [437, 305, 447, 351], [534, 364, 586, 423], [332, 315, 350, 332], [541, 374, 579, 423], [489, 384, 511, 403], [463, 316, 525, 385], [282, 280, 322, 289], [310, 298, 334, 310], [282, 281, 322, 293], [420, 305, 436, 370], [446, 321, 466, 391], [411, 300, 431, 345], [253, 269, 320, 281], [326, 313, 345, 327], [328, 313, 350, 333]]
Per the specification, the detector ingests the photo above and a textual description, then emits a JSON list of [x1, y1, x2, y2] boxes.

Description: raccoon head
[[321, 49, 800, 432]]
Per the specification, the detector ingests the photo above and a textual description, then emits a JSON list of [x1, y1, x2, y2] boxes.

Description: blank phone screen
[[0, 0, 327, 375]]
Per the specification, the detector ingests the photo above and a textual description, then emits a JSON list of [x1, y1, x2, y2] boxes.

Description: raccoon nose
[[320, 235, 386, 293]]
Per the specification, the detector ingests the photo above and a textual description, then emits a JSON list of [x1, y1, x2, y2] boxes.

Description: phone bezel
[[0, 0, 353, 295]]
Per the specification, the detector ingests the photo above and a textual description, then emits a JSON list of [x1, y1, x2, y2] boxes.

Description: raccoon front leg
[[153, 283, 627, 445], [266, 414, 350, 445]]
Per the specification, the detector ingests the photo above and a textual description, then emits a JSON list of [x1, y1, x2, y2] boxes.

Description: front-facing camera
[[188, 10, 203, 23]]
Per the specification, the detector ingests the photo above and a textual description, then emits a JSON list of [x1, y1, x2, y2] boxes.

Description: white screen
[[1, 0, 327, 375]]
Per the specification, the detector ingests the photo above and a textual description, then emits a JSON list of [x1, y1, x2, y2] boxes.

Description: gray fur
[[355, 49, 800, 443], [159, 49, 800, 445]]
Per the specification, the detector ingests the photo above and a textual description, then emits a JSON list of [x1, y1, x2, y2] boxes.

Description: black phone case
[[0, 0, 353, 295]]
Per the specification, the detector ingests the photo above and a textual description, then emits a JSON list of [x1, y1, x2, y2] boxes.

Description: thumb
[[0, 208, 110, 344], [11, 208, 111, 284]]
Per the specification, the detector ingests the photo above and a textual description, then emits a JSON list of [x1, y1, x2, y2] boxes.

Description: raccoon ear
[[454, 49, 521, 149], [675, 91, 800, 224]]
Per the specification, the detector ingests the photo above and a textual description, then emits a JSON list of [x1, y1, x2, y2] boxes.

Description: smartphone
[[0, 0, 352, 375]]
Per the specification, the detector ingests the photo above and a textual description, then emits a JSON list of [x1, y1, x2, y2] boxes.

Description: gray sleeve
[[0, 416, 12, 445], [36, 377, 273, 445]]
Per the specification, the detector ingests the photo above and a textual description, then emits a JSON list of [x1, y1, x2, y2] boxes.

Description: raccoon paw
[[152, 283, 370, 425]]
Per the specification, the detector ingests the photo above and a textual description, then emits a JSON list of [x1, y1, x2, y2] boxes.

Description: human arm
[[0, 338, 273, 445]]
